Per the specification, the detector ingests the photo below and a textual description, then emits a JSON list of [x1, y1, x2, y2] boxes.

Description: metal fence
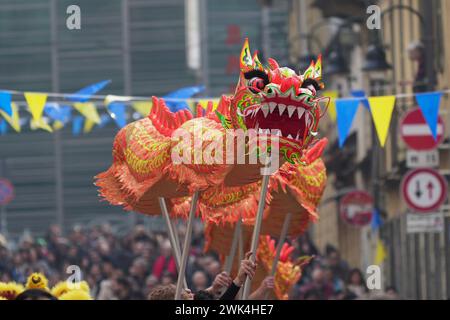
[[381, 213, 450, 300]]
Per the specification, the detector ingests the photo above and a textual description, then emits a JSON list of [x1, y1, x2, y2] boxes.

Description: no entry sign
[[340, 190, 374, 227], [0, 178, 14, 205], [400, 108, 445, 151], [401, 168, 448, 213]]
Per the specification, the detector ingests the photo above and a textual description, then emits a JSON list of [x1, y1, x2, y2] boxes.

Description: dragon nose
[[279, 77, 301, 95]]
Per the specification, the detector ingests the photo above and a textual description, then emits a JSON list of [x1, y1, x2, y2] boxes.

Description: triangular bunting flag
[[72, 116, 84, 136], [198, 99, 220, 111], [24, 92, 48, 122], [83, 119, 95, 133], [67, 80, 111, 102], [30, 117, 53, 133], [351, 89, 370, 110], [45, 103, 72, 125], [132, 101, 152, 117], [98, 114, 112, 128], [108, 102, 127, 128], [415, 92, 443, 140], [0, 92, 12, 117], [374, 239, 387, 265], [371, 208, 383, 231], [163, 85, 205, 112], [335, 98, 360, 147], [322, 90, 338, 122], [53, 121, 64, 131], [0, 119, 8, 135], [73, 102, 101, 124], [368, 96, 396, 147], [0, 102, 21, 132]]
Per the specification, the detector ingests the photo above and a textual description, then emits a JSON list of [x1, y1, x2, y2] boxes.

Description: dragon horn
[[252, 50, 264, 70], [302, 59, 315, 79], [314, 54, 322, 80], [240, 38, 253, 72]]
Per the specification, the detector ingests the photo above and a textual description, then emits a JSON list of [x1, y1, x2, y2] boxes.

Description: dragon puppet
[[95, 39, 328, 298]]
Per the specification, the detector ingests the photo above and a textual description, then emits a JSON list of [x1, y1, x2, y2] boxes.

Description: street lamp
[[362, 44, 391, 72], [325, 45, 349, 75]]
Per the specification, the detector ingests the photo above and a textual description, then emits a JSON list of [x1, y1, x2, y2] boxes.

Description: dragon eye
[[248, 77, 266, 93]]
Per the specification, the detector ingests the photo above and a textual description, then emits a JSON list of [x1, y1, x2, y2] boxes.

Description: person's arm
[[220, 252, 256, 300]]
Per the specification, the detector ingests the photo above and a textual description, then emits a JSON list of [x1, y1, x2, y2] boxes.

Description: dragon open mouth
[[242, 95, 313, 143]]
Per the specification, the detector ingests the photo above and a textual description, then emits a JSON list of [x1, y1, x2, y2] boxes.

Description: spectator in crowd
[[299, 268, 334, 300], [346, 268, 368, 299], [1, 224, 387, 300]]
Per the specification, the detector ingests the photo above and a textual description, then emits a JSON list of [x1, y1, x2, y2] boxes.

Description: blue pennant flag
[[67, 80, 112, 102], [44, 103, 72, 124], [350, 90, 370, 110], [0, 91, 12, 117], [0, 119, 8, 135], [163, 85, 205, 112], [72, 116, 84, 136], [108, 102, 127, 128], [415, 92, 443, 140], [335, 98, 360, 147], [371, 208, 383, 231], [98, 114, 112, 128]]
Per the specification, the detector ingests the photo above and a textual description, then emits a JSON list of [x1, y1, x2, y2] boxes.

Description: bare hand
[[211, 271, 232, 293], [261, 276, 274, 291], [234, 252, 257, 286]]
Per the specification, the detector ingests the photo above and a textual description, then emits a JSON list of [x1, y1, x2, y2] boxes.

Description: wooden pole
[[242, 174, 270, 299], [158, 197, 187, 289], [224, 218, 242, 274], [174, 191, 199, 300]]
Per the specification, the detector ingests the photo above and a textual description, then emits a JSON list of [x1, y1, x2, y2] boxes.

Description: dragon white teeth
[[287, 105, 296, 117], [295, 133, 300, 140], [269, 102, 277, 113], [305, 112, 311, 125], [266, 129, 271, 134], [258, 128, 264, 134], [297, 107, 305, 119], [287, 134, 293, 139], [278, 104, 286, 115], [275, 130, 282, 136], [261, 104, 269, 118]]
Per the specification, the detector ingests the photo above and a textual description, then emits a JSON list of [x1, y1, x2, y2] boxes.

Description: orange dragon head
[[216, 38, 328, 164]]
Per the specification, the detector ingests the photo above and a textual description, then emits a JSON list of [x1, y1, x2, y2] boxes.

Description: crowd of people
[[0, 223, 399, 300]]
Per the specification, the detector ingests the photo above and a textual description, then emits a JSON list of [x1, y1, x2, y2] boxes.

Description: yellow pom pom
[[51, 280, 90, 298], [26, 273, 49, 291], [0, 282, 25, 300], [58, 290, 92, 300]]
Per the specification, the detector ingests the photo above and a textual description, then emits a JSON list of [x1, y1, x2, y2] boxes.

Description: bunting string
[[0, 80, 449, 144]]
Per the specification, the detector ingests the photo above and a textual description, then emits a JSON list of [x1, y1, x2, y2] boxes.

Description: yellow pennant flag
[[24, 92, 47, 122], [30, 118, 53, 133], [198, 99, 220, 111], [374, 239, 387, 265], [83, 119, 96, 133], [0, 102, 21, 132], [53, 120, 64, 131], [132, 101, 152, 117], [368, 96, 396, 147], [73, 102, 101, 124], [322, 90, 338, 122]]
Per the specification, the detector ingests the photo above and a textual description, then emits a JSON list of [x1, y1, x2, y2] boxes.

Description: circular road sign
[[401, 168, 448, 213]]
